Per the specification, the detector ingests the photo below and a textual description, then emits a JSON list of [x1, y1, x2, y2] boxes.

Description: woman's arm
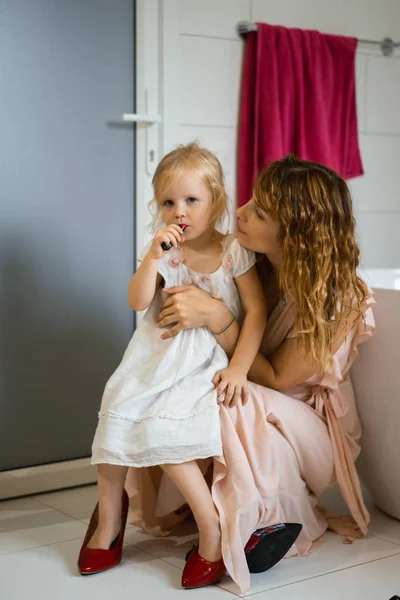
[[157, 285, 362, 392], [248, 307, 361, 391]]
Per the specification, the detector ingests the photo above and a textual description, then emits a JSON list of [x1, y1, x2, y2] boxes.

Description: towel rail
[[236, 20, 400, 56]]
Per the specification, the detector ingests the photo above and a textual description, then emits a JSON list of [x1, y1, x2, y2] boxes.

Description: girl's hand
[[149, 224, 184, 260], [212, 366, 249, 407]]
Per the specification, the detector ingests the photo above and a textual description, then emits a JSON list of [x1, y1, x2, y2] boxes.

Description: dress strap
[[311, 387, 370, 538]]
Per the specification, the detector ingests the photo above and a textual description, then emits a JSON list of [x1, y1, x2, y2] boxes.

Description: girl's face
[[157, 171, 214, 239], [236, 198, 282, 259]]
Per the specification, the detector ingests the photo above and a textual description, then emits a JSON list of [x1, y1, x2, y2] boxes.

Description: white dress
[[91, 234, 256, 468]]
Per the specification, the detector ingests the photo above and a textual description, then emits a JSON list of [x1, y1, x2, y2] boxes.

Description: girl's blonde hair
[[150, 142, 229, 230], [254, 155, 366, 370]]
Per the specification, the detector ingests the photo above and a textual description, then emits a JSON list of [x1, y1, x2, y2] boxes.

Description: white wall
[[161, 0, 400, 267]]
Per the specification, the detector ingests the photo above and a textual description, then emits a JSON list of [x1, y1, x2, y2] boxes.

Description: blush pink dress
[[125, 288, 375, 594]]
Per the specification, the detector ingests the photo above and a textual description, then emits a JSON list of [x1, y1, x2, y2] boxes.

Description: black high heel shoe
[[245, 523, 302, 574]]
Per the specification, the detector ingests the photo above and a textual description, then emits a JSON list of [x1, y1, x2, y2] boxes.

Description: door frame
[[135, 0, 162, 260]]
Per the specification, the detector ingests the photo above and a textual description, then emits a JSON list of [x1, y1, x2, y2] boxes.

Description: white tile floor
[[1, 485, 400, 600]]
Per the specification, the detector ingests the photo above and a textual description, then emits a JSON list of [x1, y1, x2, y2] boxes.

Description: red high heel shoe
[[181, 546, 226, 589], [77, 489, 129, 575]]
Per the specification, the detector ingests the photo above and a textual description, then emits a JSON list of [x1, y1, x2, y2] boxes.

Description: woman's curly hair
[[253, 155, 366, 370]]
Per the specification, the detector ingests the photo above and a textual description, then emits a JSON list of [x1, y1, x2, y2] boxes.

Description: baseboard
[[0, 458, 97, 500]]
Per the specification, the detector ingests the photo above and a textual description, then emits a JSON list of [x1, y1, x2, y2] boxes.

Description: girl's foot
[[182, 546, 225, 589], [78, 490, 129, 575], [198, 517, 222, 563], [86, 520, 121, 550]]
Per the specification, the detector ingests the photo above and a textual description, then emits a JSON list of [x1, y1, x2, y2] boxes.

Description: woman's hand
[[157, 285, 220, 339], [212, 366, 249, 407]]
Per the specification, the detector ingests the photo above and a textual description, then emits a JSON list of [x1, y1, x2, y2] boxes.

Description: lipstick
[[161, 224, 187, 251]]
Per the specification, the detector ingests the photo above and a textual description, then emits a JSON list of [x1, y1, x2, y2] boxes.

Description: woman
[[125, 155, 374, 594]]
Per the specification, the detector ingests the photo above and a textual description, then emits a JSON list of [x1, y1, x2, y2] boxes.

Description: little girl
[[78, 143, 267, 588]]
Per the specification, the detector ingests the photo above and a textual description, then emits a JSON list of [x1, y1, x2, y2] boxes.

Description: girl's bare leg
[[161, 461, 222, 562], [87, 464, 128, 549]]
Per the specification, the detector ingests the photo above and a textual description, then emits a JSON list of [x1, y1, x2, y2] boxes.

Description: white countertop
[[360, 269, 400, 290]]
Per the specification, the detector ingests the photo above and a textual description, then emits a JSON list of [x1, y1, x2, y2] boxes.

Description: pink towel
[[238, 23, 363, 207]]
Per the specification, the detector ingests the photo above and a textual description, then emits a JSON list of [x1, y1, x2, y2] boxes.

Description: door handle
[[121, 113, 161, 124]]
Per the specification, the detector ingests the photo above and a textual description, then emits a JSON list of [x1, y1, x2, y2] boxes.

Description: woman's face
[[236, 199, 282, 260]]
